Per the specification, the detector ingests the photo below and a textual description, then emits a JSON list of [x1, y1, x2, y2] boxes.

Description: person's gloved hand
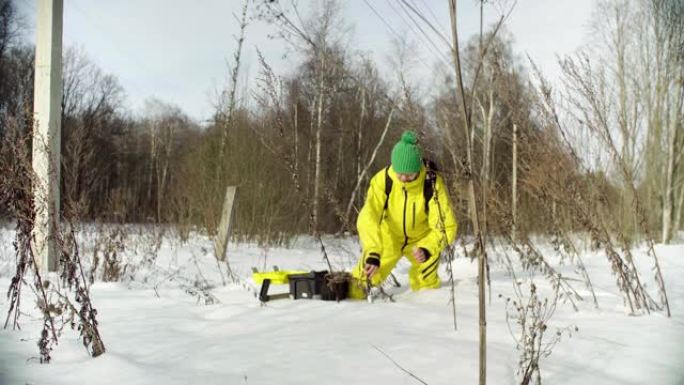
[[412, 247, 431, 263], [364, 253, 380, 278]]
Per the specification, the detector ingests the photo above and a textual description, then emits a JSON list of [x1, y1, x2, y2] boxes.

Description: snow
[[1, 228, 683, 385]]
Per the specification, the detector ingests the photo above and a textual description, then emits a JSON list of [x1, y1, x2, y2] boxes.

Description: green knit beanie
[[391, 131, 422, 174]]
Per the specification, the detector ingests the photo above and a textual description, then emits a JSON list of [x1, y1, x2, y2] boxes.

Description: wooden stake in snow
[[215, 186, 238, 267]]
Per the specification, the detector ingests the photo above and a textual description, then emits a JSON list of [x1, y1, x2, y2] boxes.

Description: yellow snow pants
[[348, 234, 441, 299]]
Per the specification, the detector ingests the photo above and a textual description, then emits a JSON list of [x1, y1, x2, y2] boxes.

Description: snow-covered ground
[[1, 227, 683, 385]]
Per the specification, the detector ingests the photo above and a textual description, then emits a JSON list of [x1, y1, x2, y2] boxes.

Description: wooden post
[[215, 186, 238, 263]]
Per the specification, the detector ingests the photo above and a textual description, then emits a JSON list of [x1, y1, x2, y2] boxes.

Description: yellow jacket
[[357, 165, 458, 260]]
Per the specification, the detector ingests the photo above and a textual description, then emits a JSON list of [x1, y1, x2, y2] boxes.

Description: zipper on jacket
[[412, 202, 416, 230], [402, 188, 408, 251]]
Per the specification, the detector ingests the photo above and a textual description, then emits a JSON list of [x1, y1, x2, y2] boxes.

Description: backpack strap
[[383, 166, 393, 211], [384, 162, 437, 215], [423, 160, 437, 213]]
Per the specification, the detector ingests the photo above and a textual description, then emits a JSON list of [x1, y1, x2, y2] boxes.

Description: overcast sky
[[16, 0, 596, 122]]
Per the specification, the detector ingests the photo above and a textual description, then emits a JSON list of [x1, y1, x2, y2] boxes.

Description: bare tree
[[559, 0, 671, 315], [217, 0, 248, 163], [341, 108, 394, 230], [61, 47, 124, 217], [143, 99, 189, 223], [259, 0, 351, 234], [0, 0, 19, 58]]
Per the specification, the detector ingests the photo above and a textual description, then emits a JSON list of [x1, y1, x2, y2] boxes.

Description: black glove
[[365, 253, 380, 267]]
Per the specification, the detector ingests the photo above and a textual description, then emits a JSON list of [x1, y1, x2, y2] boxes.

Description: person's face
[[397, 172, 419, 183]]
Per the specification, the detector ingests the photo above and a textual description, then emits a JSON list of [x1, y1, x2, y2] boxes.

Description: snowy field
[[1, 226, 683, 385]]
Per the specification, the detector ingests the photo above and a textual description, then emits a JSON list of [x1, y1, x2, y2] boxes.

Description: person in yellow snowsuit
[[349, 131, 458, 299]]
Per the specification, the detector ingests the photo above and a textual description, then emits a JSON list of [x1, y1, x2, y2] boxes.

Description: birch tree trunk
[[147, 121, 157, 206], [357, 92, 365, 208], [512, 123, 517, 240], [479, 88, 494, 239], [312, 58, 325, 234], [356, 88, 366, 183], [674, 182, 684, 234], [662, 107, 676, 243], [342, 109, 394, 231], [306, 98, 315, 205], [659, 5, 684, 243], [294, 103, 299, 174], [335, 116, 344, 188], [157, 122, 175, 223]]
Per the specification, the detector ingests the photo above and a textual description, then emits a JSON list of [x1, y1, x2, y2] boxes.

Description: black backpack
[[382, 159, 438, 215]]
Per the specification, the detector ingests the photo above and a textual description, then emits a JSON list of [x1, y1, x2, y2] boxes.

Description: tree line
[[1, 0, 682, 247]]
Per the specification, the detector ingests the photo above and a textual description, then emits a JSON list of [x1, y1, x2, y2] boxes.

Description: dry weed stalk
[[2, 123, 60, 362], [490, 184, 601, 311], [503, 281, 577, 385], [2, 119, 105, 361], [524, 148, 653, 314], [527, 65, 666, 315], [91, 224, 127, 282], [548, 224, 598, 309], [54, 222, 106, 357], [253, 49, 302, 193], [509, 236, 583, 312], [561, 55, 671, 316]]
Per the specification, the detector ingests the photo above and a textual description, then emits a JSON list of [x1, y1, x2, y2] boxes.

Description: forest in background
[[0, 0, 682, 248], [1, 1, 681, 377]]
